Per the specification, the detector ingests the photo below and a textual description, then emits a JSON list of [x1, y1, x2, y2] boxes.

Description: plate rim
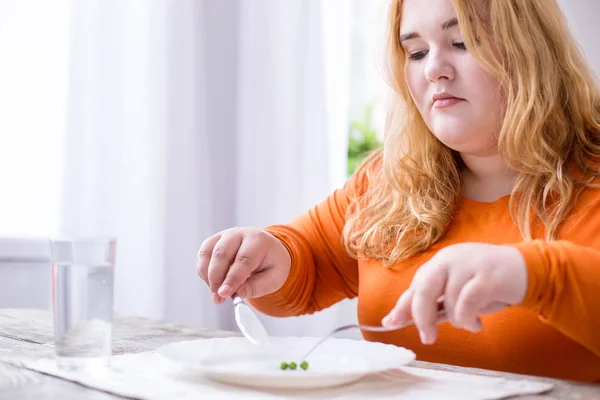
[[156, 335, 416, 376]]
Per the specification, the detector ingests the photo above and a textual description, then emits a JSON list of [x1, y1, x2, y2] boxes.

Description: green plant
[[347, 102, 383, 176]]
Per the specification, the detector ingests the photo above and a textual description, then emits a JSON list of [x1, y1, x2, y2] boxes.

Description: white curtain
[[234, 1, 358, 336], [557, 0, 600, 77], [59, 0, 358, 336]]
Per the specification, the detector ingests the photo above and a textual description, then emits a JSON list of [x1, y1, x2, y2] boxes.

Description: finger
[[383, 291, 448, 327], [443, 269, 474, 329], [236, 266, 288, 298], [207, 234, 242, 302], [382, 287, 413, 327], [454, 278, 489, 332], [218, 237, 268, 298], [197, 234, 221, 284], [412, 264, 448, 345]]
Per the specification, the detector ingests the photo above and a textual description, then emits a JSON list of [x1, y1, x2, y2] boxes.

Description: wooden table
[[0, 309, 598, 399]]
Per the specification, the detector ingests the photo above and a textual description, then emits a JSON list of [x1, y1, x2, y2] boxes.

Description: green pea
[[280, 362, 289, 370], [289, 362, 297, 370], [300, 361, 309, 370]]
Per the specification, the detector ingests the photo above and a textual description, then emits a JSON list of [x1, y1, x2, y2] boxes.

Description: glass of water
[[49, 237, 116, 370]]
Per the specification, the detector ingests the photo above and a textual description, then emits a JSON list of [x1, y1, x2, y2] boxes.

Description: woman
[[196, 0, 600, 381]]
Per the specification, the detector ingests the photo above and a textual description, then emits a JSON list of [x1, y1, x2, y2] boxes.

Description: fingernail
[[382, 315, 394, 327], [218, 284, 231, 298], [212, 292, 221, 304], [420, 332, 430, 344], [237, 287, 246, 298]]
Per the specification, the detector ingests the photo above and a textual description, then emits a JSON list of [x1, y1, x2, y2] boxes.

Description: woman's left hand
[[382, 243, 528, 344]]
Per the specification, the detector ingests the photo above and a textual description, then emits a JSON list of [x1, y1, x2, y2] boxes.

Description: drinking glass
[[49, 237, 116, 370]]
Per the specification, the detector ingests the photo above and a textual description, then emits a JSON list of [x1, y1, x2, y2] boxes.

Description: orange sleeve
[[514, 193, 600, 357], [246, 160, 374, 317]]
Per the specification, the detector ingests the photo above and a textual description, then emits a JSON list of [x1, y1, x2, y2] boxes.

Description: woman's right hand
[[196, 227, 292, 304]]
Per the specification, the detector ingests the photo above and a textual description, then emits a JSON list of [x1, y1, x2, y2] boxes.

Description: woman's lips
[[432, 97, 464, 108]]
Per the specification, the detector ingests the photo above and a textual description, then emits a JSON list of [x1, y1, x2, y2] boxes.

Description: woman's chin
[[433, 131, 474, 150]]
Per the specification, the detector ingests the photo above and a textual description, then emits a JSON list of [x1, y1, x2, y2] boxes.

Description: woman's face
[[400, 0, 505, 156]]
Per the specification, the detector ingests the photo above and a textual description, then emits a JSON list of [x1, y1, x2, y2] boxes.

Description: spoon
[[232, 294, 269, 346]]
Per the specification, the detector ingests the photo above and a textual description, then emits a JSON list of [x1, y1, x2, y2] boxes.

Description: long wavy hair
[[343, 0, 600, 266]]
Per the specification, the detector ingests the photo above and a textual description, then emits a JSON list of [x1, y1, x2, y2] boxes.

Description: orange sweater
[[248, 167, 600, 382]]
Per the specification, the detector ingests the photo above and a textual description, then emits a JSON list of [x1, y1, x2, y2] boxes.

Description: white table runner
[[1, 350, 553, 400]]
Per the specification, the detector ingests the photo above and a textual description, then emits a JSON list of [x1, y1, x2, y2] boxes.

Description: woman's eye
[[453, 42, 466, 50], [408, 50, 428, 61]]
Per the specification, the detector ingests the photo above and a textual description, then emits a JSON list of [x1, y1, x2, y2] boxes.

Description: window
[[0, 0, 70, 237]]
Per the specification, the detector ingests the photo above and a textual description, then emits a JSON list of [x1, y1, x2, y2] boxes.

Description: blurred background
[[0, 0, 598, 338]]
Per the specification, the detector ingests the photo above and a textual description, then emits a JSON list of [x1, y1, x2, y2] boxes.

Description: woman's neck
[[459, 152, 518, 202]]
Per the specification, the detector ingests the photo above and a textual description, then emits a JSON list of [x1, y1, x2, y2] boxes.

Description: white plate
[[156, 336, 416, 390]]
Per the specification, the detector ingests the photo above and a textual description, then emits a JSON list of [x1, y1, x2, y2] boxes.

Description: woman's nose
[[424, 50, 455, 83]]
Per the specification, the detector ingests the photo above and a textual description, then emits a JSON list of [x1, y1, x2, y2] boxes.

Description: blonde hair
[[343, 0, 600, 266]]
